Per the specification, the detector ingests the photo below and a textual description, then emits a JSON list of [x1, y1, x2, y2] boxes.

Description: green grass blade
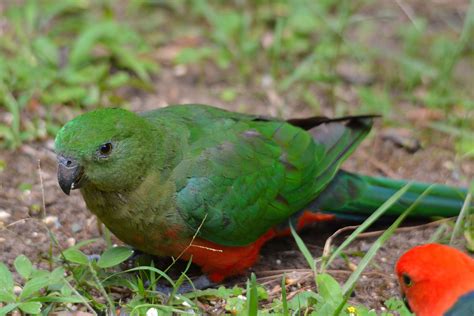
[[290, 221, 317, 283], [340, 185, 435, 297], [329, 186, 435, 316], [87, 261, 115, 314], [168, 258, 193, 306], [321, 182, 413, 272], [450, 192, 472, 245], [102, 266, 175, 288], [247, 273, 258, 316]]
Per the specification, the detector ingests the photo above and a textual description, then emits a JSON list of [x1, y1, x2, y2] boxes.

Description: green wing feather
[[159, 105, 373, 246]]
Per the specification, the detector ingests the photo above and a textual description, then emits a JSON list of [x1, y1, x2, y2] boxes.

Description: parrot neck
[[145, 116, 187, 177], [81, 169, 191, 255], [79, 116, 191, 252]]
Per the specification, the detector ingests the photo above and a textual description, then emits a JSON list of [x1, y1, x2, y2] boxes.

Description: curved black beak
[[57, 155, 84, 195], [402, 294, 412, 313]]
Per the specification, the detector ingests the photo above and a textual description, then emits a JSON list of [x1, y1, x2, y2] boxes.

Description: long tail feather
[[308, 170, 470, 217]]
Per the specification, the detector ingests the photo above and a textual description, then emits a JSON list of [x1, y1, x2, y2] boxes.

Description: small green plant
[[55, 241, 202, 314], [0, 255, 84, 315], [0, 0, 157, 148]]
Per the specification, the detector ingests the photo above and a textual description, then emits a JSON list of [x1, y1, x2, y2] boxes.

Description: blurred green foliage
[[0, 0, 473, 157], [0, 0, 156, 148]]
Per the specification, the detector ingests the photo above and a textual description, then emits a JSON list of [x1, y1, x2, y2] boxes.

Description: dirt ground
[[0, 66, 473, 313]]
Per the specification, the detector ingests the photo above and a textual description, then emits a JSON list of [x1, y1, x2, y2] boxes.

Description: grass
[[1, 1, 473, 152], [0, 0, 473, 315], [0, 0, 156, 148], [3, 184, 466, 315]]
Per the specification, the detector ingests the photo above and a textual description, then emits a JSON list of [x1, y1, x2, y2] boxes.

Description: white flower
[[237, 295, 247, 301], [146, 308, 158, 316], [182, 301, 192, 307]]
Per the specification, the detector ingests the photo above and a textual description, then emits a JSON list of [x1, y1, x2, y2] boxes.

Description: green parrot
[[55, 104, 469, 282]]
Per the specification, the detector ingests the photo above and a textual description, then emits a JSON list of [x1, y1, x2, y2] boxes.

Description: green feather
[[311, 171, 468, 217]]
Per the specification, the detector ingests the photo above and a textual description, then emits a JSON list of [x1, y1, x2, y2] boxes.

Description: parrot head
[[55, 108, 155, 194], [395, 243, 474, 316]]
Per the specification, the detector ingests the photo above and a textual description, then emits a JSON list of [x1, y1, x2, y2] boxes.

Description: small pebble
[[348, 262, 357, 271], [42, 215, 60, 228], [261, 32, 274, 48], [13, 286, 22, 294], [45, 139, 55, 150], [29, 204, 42, 217], [0, 237, 6, 243], [443, 161, 454, 170], [4, 112, 13, 124], [71, 223, 82, 233], [261, 74, 273, 88], [174, 65, 187, 76], [276, 259, 281, 265], [0, 210, 11, 220], [285, 278, 296, 285], [66, 237, 76, 247]]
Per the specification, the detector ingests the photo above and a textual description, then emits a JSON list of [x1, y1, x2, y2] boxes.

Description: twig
[[256, 268, 315, 276], [322, 225, 360, 259], [286, 287, 312, 301], [5, 218, 28, 229], [173, 213, 222, 264], [63, 277, 98, 316], [190, 244, 223, 252], [394, 0, 420, 30], [356, 217, 453, 239], [37, 159, 46, 218], [88, 260, 115, 315], [157, 213, 222, 286], [322, 218, 452, 255]]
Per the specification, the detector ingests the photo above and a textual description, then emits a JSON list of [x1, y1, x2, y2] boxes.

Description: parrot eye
[[99, 142, 113, 156], [402, 273, 413, 287]]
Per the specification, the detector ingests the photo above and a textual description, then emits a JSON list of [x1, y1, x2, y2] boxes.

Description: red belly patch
[[180, 210, 335, 282]]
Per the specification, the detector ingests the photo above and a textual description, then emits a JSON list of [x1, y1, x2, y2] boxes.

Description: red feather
[[180, 211, 335, 282]]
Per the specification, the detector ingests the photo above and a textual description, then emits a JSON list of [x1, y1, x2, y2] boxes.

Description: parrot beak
[[57, 155, 84, 195], [402, 294, 412, 313]]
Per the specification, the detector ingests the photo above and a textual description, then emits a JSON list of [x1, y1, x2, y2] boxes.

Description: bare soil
[[0, 66, 472, 314]]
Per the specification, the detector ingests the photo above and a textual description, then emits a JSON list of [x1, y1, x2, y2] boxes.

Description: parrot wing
[[169, 105, 373, 246], [444, 291, 474, 316]]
